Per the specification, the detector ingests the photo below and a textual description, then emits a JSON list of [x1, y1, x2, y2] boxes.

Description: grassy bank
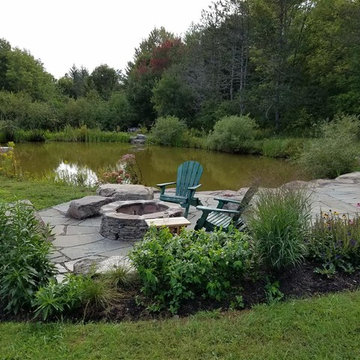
[[0, 176, 94, 209], [1, 290, 360, 359]]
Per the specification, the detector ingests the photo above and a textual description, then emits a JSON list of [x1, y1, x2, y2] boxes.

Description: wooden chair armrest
[[156, 181, 176, 188], [196, 206, 240, 214], [214, 197, 242, 205], [188, 184, 202, 191]]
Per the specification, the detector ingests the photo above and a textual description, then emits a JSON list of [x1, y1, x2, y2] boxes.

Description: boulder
[[66, 195, 114, 219], [335, 172, 360, 184], [130, 134, 146, 144], [97, 184, 154, 201], [73, 255, 134, 274]]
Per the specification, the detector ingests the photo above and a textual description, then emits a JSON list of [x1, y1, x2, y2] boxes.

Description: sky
[[1, 0, 213, 79]]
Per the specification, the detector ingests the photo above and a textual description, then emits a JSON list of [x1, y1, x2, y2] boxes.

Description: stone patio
[[39, 172, 360, 276]]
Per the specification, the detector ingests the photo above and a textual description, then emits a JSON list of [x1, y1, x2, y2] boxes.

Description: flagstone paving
[[39, 172, 360, 276]]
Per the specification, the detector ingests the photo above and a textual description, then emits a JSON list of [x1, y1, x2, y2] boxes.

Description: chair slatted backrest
[[176, 161, 203, 198], [232, 185, 258, 222]]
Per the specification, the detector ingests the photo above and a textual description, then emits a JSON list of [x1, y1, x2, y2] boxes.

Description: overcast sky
[[1, 0, 212, 79]]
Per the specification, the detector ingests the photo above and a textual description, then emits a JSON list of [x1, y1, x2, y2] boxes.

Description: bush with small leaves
[[207, 115, 258, 153], [130, 226, 252, 314], [149, 116, 187, 146]]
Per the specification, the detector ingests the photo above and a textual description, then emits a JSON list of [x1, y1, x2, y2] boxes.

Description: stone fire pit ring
[[100, 200, 183, 241]]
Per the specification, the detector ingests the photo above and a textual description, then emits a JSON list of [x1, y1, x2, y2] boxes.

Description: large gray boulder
[[97, 184, 154, 201], [73, 255, 134, 275], [66, 196, 114, 219]]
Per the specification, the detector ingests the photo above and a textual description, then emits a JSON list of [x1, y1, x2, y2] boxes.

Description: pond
[[14, 143, 308, 190]]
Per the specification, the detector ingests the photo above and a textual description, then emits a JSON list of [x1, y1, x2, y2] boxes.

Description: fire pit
[[100, 200, 183, 241]]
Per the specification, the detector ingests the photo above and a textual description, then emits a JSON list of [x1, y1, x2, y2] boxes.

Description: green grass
[[1, 291, 360, 359], [0, 176, 94, 210]]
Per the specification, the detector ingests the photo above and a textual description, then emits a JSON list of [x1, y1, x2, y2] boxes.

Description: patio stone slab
[[52, 233, 105, 248], [66, 225, 100, 235], [78, 217, 102, 227], [60, 239, 130, 260]]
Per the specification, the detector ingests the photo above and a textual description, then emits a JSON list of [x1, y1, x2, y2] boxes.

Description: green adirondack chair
[[194, 185, 258, 231], [157, 161, 203, 218]]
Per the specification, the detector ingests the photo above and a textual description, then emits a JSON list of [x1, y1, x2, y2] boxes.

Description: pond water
[[14, 143, 308, 190]]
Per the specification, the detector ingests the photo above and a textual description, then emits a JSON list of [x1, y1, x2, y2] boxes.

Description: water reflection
[[55, 162, 98, 186], [14, 143, 309, 190]]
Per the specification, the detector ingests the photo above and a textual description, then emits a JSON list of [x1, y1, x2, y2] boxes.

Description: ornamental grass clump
[[249, 188, 311, 272], [130, 226, 252, 314], [309, 212, 360, 275]]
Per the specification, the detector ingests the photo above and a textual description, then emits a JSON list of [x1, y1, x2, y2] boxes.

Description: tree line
[[0, 0, 359, 136]]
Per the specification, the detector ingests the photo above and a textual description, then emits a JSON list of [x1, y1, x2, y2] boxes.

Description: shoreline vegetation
[[2, 113, 359, 179]]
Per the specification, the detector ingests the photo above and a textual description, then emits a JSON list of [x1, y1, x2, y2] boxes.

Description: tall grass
[[1, 126, 131, 143], [249, 188, 311, 271], [44, 126, 131, 143]]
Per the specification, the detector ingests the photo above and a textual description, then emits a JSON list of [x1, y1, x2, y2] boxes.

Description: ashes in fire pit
[[100, 200, 183, 241]]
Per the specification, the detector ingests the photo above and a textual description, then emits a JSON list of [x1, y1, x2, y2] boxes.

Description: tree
[[90, 64, 119, 100], [125, 27, 183, 127], [152, 71, 195, 123]]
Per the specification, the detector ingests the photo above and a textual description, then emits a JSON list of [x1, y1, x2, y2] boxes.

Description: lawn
[[1, 290, 360, 360], [0, 176, 94, 209]]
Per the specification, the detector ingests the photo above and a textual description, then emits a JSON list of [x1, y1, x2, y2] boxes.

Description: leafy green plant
[[249, 188, 310, 272], [264, 279, 284, 304], [207, 115, 259, 153], [309, 212, 360, 275], [149, 116, 187, 146], [0, 201, 55, 314], [130, 226, 252, 314], [298, 115, 360, 178], [0, 141, 19, 178]]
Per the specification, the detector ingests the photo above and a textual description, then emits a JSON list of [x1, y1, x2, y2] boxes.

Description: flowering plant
[[309, 211, 360, 275], [0, 142, 18, 178], [99, 154, 141, 185]]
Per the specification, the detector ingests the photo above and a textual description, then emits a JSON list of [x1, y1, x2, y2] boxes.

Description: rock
[[97, 184, 154, 201], [335, 172, 360, 184], [73, 257, 105, 274], [130, 133, 147, 144], [0, 146, 13, 153], [66, 196, 114, 219], [73, 255, 134, 274], [96, 256, 134, 273]]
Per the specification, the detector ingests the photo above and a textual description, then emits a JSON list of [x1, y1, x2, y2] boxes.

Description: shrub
[[298, 115, 360, 178], [207, 115, 258, 153], [0, 201, 55, 314], [309, 212, 360, 275], [130, 227, 252, 314], [149, 116, 187, 146], [249, 188, 310, 271], [261, 138, 306, 158]]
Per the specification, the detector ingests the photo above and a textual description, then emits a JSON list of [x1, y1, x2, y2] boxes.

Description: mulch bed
[[1, 261, 360, 323]]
